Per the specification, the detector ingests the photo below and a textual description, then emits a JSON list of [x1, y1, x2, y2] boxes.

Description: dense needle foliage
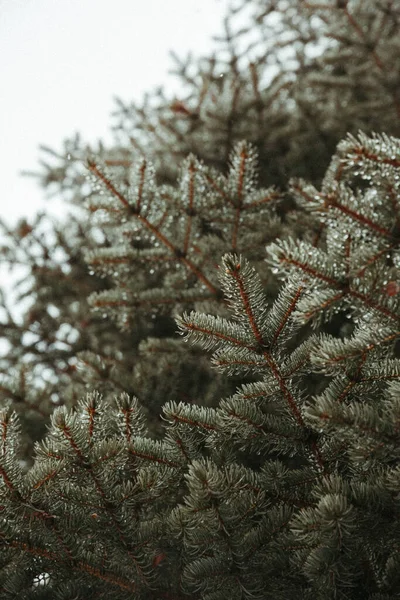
[[1, 2, 400, 598]]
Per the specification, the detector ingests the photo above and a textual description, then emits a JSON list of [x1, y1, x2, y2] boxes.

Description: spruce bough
[[1, 1, 400, 598], [1, 132, 400, 599]]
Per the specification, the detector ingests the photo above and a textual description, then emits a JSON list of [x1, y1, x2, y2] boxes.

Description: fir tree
[[1, 1, 400, 598]]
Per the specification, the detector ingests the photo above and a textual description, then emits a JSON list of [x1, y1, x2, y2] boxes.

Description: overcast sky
[[0, 0, 230, 225]]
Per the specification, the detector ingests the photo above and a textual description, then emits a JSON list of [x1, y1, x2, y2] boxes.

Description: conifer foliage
[[85, 141, 281, 328], [1, 1, 400, 598]]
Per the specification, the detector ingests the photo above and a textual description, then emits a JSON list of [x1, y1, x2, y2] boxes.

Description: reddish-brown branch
[[272, 285, 304, 346], [9, 539, 56, 560], [136, 161, 147, 213], [88, 161, 130, 208], [319, 409, 390, 440], [317, 331, 400, 366], [183, 161, 195, 255], [144, 217, 218, 293], [0, 465, 15, 491], [243, 191, 281, 209], [128, 449, 180, 468], [356, 244, 396, 277], [104, 159, 132, 167], [292, 182, 393, 239], [86, 405, 96, 440], [33, 470, 59, 489], [348, 288, 399, 321], [204, 173, 231, 203], [183, 320, 257, 351], [175, 438, 190, 461], [59, 421, 148, 584], [89, 162, 219, 294], [262, 349, 325, 471], [282, 256, 400, 322], [231, 147, 248, 249], [121, 408, 134, 443], [227, 408, 300, 441], [77, 562, 136, 592], [186, 264, 325, 468], [214, 358, 266, 369], [328, 195, 392, 238], [169, 412, 217, 431], [262, 352, 304, 428], [303, 291, 346, 319], [0, 416, 8, 455], [351, 146, 400, 170], [226, 264, 265, 346], [282, 257, 339, 287]]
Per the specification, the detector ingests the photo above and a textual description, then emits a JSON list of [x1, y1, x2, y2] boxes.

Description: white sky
[[0, 0, 230, 225]]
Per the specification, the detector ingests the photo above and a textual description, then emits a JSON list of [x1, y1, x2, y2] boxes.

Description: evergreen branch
[[89, 288, 214, 312], [0, 464, 16, 493], [128, 440, 182, 469], [114, 393, 148, 443], [87, 160, 131, 208], [337, 131, 400, 173], [268, 239, 340, 286], [220, 399, 304, 446], [306, 394, 400, 446], [5, 540, 138, 594], [51, 406, 152, 586], [260, 353, 307, 432], [212, 348, 271, 376], [292, 179, 393, 239], [311, 325, 398, 371], [326, 192, 392, 238], [177, 312, 256, 353], [4, 5, 400, 595], [230, 143, 256, 249], [87, 160, 218, 295], [179, 253, 326, 471], [182, 159, 196, 256], [75, 562, 137, 593], [268, 239, 400, 324], [356, 242, 397, 277], [221, 254, 266, 347], [241, 189, 281, 209], [163, 402, 218, 433], [267, 280, 306, 347]]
